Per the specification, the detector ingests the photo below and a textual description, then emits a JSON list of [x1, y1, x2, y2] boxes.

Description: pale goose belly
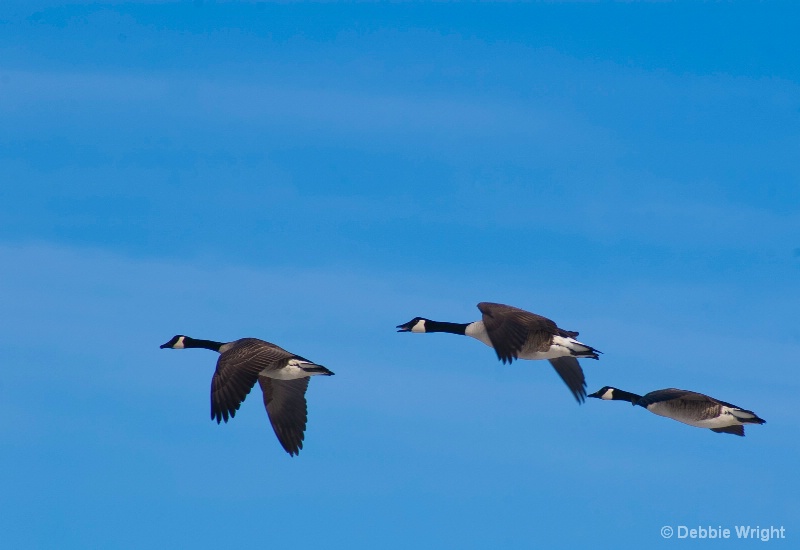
[[263, 359, 316, 380], [646, 402, 739, 429], [519, 332, 600, 360], [517, 348, 571, 360], [465, 322, 585, 360]]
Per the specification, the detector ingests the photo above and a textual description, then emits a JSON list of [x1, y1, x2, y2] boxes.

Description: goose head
[[396, 317, 430, 333], [588, 386, 617, 400], [160, 335, 187, 349]]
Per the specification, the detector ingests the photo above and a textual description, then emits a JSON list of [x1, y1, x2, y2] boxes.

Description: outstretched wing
[[478, 302, 558, 363], [259, 377, 310, 456], [548, 356, 587, 404], [210, 339, 293, 423]]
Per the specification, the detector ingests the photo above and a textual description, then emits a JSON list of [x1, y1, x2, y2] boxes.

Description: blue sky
[[1, 2, 799, 548]]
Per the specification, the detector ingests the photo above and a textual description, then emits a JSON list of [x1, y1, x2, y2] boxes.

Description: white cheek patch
[[173, 336, 186, 349], [411, 320, 426, 333], [601, 388, 614, 400]]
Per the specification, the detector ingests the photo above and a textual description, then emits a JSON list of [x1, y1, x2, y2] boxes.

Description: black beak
[[587, 390, 603, 399], [396, 323, 412, 333], [159, 341, 172, 349]]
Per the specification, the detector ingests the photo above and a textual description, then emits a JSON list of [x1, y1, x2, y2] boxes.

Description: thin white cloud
[[0, 65, 617, 160], [0, 69, 170, 104]]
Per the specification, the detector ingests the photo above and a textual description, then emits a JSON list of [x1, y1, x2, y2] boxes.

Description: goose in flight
[[588, 386, 766, 436], [160, 335, 334, 455], [397, 302, 600, 403]]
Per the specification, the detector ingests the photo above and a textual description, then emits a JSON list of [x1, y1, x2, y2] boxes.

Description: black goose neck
[[614, 389, 643, 405], [185, 337, 224, 352], [426, 321, 469, 335]]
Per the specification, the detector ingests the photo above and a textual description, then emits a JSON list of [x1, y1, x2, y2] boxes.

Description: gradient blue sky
[[2, 2, 799, 548]]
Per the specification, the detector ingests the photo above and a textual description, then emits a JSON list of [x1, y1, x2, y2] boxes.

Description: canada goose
[[396, 302, 600, 403], [160, 335, 334, 456], [588, 386, 766, 436]]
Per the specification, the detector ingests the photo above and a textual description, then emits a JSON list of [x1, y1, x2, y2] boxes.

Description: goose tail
[[731, 408, 766, 425]]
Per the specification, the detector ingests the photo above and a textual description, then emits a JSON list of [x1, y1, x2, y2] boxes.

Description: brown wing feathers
[[210, 341, 292, 423], [259, 377, 310, 456], [478, 302, 559, 363]]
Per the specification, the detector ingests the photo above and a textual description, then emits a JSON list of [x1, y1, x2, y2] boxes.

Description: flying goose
[[588, 386, 766, 436], [160, 335, 334, 456], [396, 302, 601, 403]]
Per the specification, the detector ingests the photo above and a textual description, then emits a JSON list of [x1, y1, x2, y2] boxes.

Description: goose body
[[397, 302, 600, 403], [160, 335, 334, 455], [463, 318, 592, 361], [588, 386, 766, 436]]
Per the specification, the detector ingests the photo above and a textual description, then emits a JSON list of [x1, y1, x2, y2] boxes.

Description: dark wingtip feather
[[211, 407, 235, 424], [277, 434, 304, 456], [495, 349, 517, 365], [569, 383, 587, 404], [548, 356, 587, 405], [286, 443, 302, 457], [711, 425, 745, 436]]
